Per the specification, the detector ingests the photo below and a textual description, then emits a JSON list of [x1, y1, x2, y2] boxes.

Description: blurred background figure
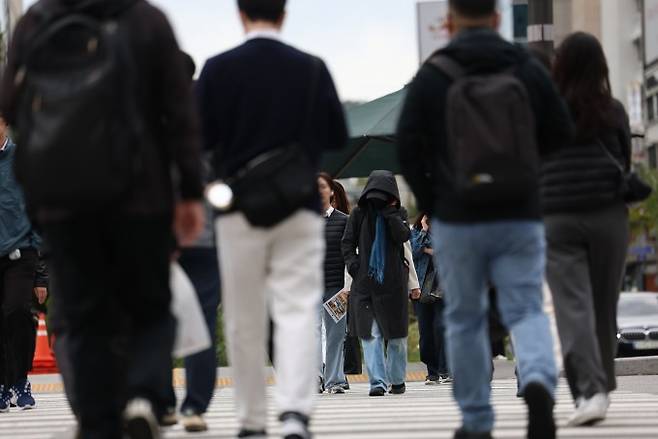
[[0, 115, 47, 413], [410, 213, 450, 385]]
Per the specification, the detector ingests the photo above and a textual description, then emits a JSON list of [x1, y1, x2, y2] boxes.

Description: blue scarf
[[368, 213, 387, 284]]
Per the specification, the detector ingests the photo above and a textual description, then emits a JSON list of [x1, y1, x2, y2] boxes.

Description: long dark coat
[[341, 170, 411, 340]]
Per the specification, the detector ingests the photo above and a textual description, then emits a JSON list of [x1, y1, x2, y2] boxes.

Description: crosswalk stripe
[[3, 379, 658, 438]]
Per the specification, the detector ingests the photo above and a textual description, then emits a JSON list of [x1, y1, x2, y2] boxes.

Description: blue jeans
[[322, 307, 348, 389], [413, 300, 449, 377], [360, 320, 407, 390], [432, 220, 557, 433]]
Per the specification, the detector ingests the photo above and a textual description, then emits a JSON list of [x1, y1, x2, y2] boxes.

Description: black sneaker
[[390, 383, 406, 394], [280, 411, 311, 439], [524, 382, 556, 439], [237, 429, 267, 438], [453, 427, 493, 439], [425, 375, 441, 385], [318, 377, 325, 394], [369, 387, 386, 397]]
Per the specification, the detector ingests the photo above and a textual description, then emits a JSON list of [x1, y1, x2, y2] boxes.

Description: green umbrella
[[322, 87, 407, 178]]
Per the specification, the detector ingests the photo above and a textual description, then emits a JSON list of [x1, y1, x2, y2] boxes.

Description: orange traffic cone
[[31, 313, 58, 374]]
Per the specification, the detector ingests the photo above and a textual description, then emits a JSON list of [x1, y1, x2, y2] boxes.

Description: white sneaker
[[182, 412, 208, 433], [124, 398, 160, 439], [567, 393, 609, 427]]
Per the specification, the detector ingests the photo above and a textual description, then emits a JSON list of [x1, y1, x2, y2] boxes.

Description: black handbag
[[419, 260, 442, 304], [597, 140, 652, 204], [227, 58, 323, 228]]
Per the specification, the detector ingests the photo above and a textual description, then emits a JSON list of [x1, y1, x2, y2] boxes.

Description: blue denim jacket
[[411, 228, 433, 290], [0, 140, 41, 257]]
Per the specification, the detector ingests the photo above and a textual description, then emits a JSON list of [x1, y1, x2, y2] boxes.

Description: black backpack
[[13, 0, 142, 210], [428, 55, 539, 207]]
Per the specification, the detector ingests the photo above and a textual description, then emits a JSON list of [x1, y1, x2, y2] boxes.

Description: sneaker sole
[[18, 404, 35, 411], [567, 414, 606, 427]]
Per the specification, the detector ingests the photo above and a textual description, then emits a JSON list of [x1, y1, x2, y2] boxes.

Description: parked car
[[617, 292, 658, 357]]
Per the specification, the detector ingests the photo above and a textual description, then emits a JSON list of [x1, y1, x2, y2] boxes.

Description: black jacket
[[197, 37, 348, 211], [341, 171, 411, 340], [541, 100, 631, 214], [324, 209, 348, 299], [397, 28, 574, 222], [0, 0, 203, 219]]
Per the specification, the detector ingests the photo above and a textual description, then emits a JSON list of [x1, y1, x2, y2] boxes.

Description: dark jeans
[[0, 248, 38, 387], [165, 247, 220, 415], [43, 215, 174, 439], [414, 299, 448, 377]]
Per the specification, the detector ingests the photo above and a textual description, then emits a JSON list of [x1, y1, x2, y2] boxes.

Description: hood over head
[[358, 170, 401, 208]]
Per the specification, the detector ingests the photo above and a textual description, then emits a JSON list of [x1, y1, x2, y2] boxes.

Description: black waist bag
[[228, 58, 322, 228], [231, 144, 316, 228]]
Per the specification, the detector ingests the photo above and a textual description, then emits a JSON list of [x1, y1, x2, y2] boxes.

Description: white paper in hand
[[170, 262, 212, 358]]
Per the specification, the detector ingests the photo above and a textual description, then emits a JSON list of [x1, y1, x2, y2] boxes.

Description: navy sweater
[[197, 37, 348, 208]]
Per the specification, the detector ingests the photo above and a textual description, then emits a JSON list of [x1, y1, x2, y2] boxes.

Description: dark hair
[[238, 0, 286, 22], [318, 172, 351, 214], [413, 213, 427, 231], [448, 0, 496, 18], [332, 180, 351, 215], [553, 32, 615, 142], [180, 51, 196, 82]]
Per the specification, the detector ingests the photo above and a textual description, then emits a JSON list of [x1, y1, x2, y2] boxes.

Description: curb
[[615, 355, 658, 376]]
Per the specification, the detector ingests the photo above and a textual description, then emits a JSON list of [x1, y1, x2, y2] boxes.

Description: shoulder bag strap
[[426, 54, 467, 81]]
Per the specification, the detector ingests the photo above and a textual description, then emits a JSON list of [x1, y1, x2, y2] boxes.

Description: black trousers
[[0, 248, 38, 387], [413, 300, 448, 377], [43, 215, 174, 439]]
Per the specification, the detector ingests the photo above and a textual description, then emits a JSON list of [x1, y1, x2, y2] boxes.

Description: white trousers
[[216, 210, 324, 431]]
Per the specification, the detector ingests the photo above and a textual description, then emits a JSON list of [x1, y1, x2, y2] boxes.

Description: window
[[648, 95, 656, 123], [513, 4, 528, 40]]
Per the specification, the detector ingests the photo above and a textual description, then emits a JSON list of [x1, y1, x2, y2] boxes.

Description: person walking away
[[317, 173, 349, 394], [542, 32, 633, 426], [0, 1, 205, 438], [0, 116, 48, 413], [197, 1, 347, 437], [410, 214, 450, 385], [397, 0, 574, 437], [341, 170, 413, 397]]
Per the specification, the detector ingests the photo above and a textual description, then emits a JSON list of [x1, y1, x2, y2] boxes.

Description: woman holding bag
[[411, 214, 450, 385], [542, 32, 638, 427]]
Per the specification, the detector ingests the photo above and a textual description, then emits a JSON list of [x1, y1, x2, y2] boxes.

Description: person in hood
[[397, 0, 573, 438], [341, 170, 413, 397]]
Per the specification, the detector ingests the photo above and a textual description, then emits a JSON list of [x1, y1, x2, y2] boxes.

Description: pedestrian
[[161, 51, 222, 434], [543, 32, 632, 426], [317, 173, 350, 395], [331, 181, 363, 378], [197, 0, 347, 437], [397, 0, 573, 437], [0, 115, 48, 413], [341, 170, 417, 397], [410, 214, 450, 385], [1, 1, 205, 438]]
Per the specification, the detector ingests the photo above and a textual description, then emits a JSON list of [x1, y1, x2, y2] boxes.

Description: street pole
[[527, 0, 554, 57]]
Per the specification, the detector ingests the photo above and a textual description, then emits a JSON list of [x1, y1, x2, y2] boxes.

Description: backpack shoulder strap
[[426, 55, 467, 81]]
